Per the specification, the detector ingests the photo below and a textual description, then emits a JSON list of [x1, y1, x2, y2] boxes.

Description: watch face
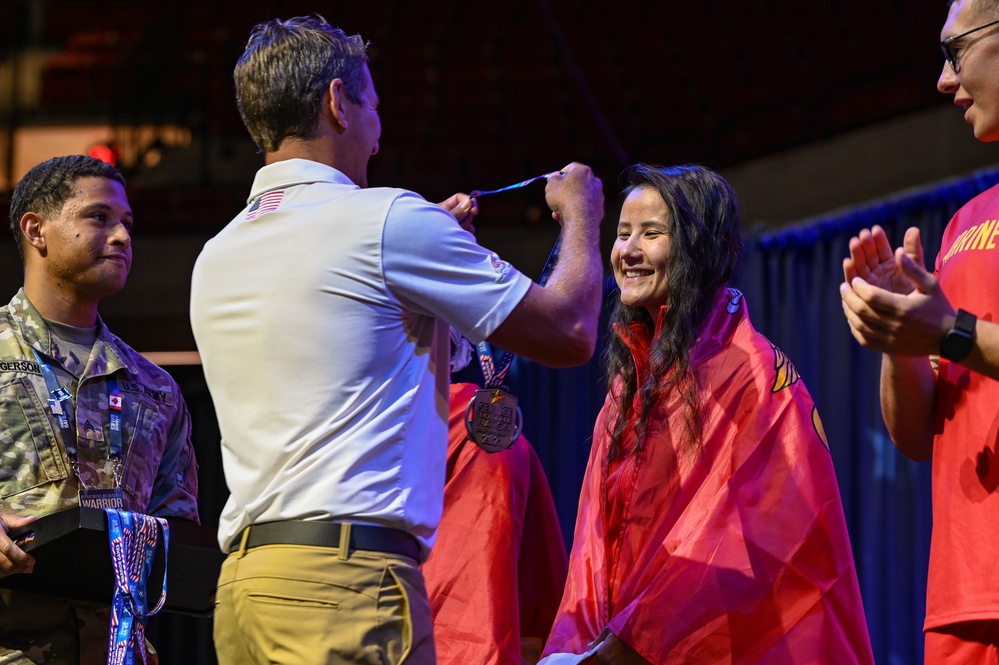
[[940, 328, 972, 362], [955, 309, 977, 335], [941, 313, 975, 362]]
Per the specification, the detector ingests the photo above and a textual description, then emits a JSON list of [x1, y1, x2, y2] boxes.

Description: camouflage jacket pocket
[[118, 399, 165, 511], [0, 377, 72, 500]]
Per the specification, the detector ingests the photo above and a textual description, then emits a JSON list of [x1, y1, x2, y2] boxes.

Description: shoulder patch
[[246, 190, 284, 221], [488, 252, 513, 281]]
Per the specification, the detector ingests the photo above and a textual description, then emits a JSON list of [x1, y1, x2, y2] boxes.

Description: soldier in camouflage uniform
[[0, 155, 200, 664]]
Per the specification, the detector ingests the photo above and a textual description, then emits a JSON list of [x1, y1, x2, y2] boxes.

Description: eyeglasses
[[940, 17, 999, 73]]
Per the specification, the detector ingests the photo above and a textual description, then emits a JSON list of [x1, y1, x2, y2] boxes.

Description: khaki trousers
[[213, 536, 435, 665]]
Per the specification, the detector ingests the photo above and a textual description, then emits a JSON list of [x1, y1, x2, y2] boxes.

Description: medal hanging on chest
[[465, 387, 523, 453], [465, 342, 523, 453]]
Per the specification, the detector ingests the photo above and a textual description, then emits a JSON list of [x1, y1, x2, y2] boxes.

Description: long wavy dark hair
[[603, 164, 744, 459]]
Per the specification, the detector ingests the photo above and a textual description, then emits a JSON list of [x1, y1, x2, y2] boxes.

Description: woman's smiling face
[[612, 186, 672, 317]]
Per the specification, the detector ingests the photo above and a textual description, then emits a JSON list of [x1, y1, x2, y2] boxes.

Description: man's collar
[[248, 158, 357, 203]]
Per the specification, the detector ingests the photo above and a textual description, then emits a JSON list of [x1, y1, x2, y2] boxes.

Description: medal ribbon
[[105, 509, 169, 665], [475, 234, 561, 389], [476, 344, 514, 390], [469, 170, 562, 198]]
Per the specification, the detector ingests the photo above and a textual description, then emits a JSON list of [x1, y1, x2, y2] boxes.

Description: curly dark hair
[[603, 164, 744, 459], [234, 15, 369, 152], [9, 154, 125, 263]]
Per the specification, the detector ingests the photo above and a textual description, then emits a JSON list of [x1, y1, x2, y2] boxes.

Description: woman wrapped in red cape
[[541, 165, 874, 665]]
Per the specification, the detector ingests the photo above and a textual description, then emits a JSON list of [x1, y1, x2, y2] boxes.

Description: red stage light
[[87, 143, 119, 166]]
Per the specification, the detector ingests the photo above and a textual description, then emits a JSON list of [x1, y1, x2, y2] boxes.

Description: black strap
[[231, 520, 420, 561]]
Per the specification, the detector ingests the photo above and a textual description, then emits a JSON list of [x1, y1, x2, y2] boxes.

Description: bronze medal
[[464, 388, 523, 453]]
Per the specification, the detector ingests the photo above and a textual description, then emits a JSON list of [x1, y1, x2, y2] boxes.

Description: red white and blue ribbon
[[474, 225, 561, 389], [476, 342, 514, 389], [105, 509, 169, 665]]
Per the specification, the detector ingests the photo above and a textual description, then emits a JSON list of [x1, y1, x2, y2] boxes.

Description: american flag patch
[[245, 190, 284, 220]]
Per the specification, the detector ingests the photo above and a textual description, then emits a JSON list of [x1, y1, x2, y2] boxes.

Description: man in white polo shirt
[[189, 15, 605, 665]]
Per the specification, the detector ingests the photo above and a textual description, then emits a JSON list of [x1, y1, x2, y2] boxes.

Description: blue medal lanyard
[[475, 232, 562, 389], [471, 169, 563, 388], [31, 349, 123, 484]]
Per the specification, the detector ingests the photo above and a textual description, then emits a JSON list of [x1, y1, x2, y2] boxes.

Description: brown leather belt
[[230, 520, 420, 561]]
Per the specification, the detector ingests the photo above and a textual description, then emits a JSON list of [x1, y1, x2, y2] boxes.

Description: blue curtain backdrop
[[154, 164, 999, 665]]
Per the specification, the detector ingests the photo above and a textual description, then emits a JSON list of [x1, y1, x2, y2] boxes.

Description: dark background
[[3, 0, 996, 350]]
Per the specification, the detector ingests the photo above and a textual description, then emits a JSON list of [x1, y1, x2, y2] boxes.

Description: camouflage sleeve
[[145, 385, 200, 524], [0, 646, 37, 664]]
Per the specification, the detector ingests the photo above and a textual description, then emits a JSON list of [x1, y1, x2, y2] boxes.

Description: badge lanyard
[[31, 348, 124, 504]]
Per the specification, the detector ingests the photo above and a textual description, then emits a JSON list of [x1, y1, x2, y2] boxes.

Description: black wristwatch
[[940, 309, 977, 362]]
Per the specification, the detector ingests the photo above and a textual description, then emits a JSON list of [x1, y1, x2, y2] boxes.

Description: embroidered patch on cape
[[770, 342, 800, 392]]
